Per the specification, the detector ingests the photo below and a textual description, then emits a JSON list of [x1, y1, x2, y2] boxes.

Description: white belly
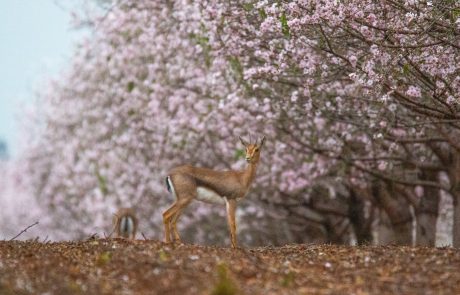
[[196, 187, 225, 205]]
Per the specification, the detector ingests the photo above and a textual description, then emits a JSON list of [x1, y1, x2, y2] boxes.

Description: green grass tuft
[[210, 263, 238, 295], [96, 251, 112, 266], [280, 271, 295, 287]]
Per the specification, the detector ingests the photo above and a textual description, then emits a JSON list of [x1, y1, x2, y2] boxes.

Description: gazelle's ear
[[258, 136, 266, 148], [239, 136, 248, 147]]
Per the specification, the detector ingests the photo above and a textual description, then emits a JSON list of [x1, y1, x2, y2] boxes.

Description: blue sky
[[0, 1, 85, 156]]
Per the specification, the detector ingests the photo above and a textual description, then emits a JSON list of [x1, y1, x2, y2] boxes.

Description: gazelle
[[113, 208, 138, 239], [163, 136, 265, 248]]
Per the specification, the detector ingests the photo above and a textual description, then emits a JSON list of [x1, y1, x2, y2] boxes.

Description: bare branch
[[141, 232, 148, 241], [9, 221, 39, 241]]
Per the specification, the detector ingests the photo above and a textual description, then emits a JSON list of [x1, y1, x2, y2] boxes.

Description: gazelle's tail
[[165, 176, 172, 193]]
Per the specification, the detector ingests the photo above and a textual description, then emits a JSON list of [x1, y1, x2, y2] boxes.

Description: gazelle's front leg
[[225, 198, 238, 248]]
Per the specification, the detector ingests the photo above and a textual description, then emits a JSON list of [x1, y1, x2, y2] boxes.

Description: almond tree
[[21, 0, 460, 245], [21, 1, 323, 243], [202, 0, 460, 245]]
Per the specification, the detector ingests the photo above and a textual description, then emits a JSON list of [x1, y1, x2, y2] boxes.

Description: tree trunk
[[453, 189, 460, 247], [449, 150, 460, 247], [416, 171, 440, 246], [374, 181, 413, 245], [392, 218, 413, 245], [348, 189, 373, 245], [376, 209, 396, 245]]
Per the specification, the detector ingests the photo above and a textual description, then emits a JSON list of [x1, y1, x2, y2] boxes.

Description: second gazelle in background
[[113, 208, 138, 239]]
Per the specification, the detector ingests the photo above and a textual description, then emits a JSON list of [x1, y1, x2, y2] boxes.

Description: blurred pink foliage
[[9, 0, 460, 245]]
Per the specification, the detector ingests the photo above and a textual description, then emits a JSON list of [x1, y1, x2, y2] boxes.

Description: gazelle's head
[[239, 136, 266, 164]]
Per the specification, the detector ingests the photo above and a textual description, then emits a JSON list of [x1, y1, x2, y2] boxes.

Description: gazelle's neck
[[242, 161, 259, 188]]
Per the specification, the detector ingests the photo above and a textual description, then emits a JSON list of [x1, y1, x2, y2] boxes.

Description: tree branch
[[9, 221, 39, 241]]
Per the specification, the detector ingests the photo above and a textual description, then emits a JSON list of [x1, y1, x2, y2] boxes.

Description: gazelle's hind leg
[[162, 202, 178, 243], [163, 197, 194, 243], [170, 197, 193, 242], [163, 174, 196, 243], [171, 198, 191, 243], [171, 209, 182, 242]]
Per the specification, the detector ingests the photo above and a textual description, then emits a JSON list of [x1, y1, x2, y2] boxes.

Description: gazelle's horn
[[239, 136, 248, 146], [259, 136, 266, 147]]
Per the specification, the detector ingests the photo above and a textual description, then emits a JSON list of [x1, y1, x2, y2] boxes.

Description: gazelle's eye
[[255, 148, 259, 152]]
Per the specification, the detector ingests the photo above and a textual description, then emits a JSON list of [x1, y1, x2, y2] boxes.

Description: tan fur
[[163, 136, 265, 248], [113, 208, 138, 239]]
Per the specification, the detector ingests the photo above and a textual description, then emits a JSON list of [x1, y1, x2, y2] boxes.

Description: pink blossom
[[406, 86, 422, 98]]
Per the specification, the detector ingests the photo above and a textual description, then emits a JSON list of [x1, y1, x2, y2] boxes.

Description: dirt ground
[[0, 239, 459, 295]]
